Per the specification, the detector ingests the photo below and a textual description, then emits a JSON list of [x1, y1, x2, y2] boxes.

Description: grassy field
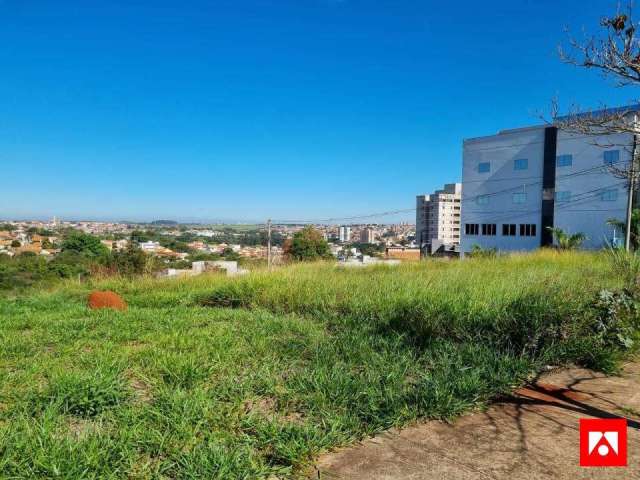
[[0, 251, 635, 478]]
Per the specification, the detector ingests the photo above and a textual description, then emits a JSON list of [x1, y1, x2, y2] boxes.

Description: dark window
[[465, 224, 479, 235], [556, 154, 573, 167], [604, 150, 620, 165], [514, 158, 528, 170], [478, 162, 490, 173], [519, 224, 537, 237], [481, 224, 496, 236], [502, 224, 516, 236]]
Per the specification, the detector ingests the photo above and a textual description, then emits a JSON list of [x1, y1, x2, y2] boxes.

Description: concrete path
[[314, 361, 640, 479]]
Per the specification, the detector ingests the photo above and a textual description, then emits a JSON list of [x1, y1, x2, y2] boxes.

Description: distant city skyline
[[2, 1, 634, 221]]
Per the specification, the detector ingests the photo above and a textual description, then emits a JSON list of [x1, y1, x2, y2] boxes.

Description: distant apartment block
[[360, 228, 376, 244], [461, 116, 632, 254], [339, 226, 351, 243], [416, 183, 462, 256]]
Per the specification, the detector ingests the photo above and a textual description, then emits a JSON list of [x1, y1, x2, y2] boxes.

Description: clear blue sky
[[1, 1, 634, 223]]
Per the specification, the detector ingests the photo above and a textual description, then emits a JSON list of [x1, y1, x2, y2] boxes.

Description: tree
[[0, 224, 15, 232], [10, 240, 20, 248], [548, 227, 587, 250], [109, 243, 149, 275], [555, 3, 640, 250], [61, 231, 109, 257], [284, 226, 332, 261], [607, 208, 640, 249]]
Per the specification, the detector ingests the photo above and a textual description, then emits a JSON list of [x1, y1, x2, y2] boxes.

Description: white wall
[[461, 127, 545, 253], [553, 131, 630, 249], [461, 126, 632, 253]]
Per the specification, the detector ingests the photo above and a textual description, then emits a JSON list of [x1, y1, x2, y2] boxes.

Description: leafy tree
[[222, 247, 241, 261], [0, 223, 14, 231], [61, 232, 109, 257], [109, 243, 149, 275], [548, 227, 587, 250], [130, 230, 151, 243], [10, 240, 20, 248], [352, 242, 384, 257], [556, 3, 640, 250], [284, 226, 332, 261]]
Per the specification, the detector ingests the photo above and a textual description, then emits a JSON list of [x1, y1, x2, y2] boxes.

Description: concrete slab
[[314, 361, 640, 479]]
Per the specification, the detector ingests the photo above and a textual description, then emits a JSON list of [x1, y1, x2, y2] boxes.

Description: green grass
[[0, 250, 633, 478]]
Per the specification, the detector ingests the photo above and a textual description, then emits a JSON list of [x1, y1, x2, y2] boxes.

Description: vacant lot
[[0, 251, 634, 478]]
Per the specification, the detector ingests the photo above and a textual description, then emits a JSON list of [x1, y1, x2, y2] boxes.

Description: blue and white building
[[461, 118, 633, 254]]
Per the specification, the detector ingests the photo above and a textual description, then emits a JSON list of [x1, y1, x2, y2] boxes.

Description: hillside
[[0, 251, 635, 478]]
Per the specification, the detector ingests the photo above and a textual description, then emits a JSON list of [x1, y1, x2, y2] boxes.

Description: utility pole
[[267, 219, 272, 270], [625, 171, 634, 252], [626, 126, 638, 252]]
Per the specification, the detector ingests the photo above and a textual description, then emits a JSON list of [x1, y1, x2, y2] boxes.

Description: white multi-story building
[[461, 120, 631, 254], [416, 183, 462, 255], [339, 226, 351, 243]]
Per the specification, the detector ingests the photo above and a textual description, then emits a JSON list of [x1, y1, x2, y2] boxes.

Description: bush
[[590, 289, 640, 350]]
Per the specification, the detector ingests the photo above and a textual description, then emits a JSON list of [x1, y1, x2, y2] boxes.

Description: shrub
[[590, 289, 640, 350]]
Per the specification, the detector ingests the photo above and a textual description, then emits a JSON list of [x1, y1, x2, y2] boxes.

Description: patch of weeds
[[155, 353, 213, 389], [42, 363, 129, 417]]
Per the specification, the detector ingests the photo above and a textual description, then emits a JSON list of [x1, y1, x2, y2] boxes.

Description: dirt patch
[[87, 291, 127, 311], [65, 417, 102, 440], [127, 372, 152, 404], [243, 396, 305, 424], [244, 396, 278, 417]]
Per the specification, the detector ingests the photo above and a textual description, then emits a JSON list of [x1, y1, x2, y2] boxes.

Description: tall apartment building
[[338, 225, 351, 243], [416, 183, 462, 255], [461, 117, 632, 254], [360, 228, 376, 244]]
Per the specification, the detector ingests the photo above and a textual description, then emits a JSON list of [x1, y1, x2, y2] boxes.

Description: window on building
[[481, 223, 496, 236], [512, 192, 527, 204], [556, 154, 573, 167], [555, 191, 571, 202], [519, 224, 537, 237], [514, 158, 528, 170], [478, 162, 490, 173], [465, 223, 479, 235], [600, 188, 618, 201], [502, 224, 516, 236], [603, 150, 620, 165], [476, 195, 489, 205]]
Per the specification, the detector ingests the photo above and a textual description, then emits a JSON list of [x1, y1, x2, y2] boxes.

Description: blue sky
[[1, 1, 634, 222]]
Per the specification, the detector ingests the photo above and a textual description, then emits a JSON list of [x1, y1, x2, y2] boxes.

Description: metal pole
[[626, 128, 638, 251], [625, 175, 634, 251], [267, 219, 272, 269]]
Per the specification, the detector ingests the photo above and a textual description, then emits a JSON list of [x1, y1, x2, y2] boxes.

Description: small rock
[[87, 291, 127, 311]]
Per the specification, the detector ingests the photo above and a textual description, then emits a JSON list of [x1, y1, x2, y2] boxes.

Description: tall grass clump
[[198, 250, 626, 369]]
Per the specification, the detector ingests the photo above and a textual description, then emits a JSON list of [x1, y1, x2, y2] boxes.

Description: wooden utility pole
[[267, 219, 272, 270]]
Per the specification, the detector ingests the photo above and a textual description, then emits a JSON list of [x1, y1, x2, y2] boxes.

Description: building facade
[[416, 183, 462, 255], [339, 226, 351, 243], [461, 123, 631, 254], [360, 228, 376, 244]]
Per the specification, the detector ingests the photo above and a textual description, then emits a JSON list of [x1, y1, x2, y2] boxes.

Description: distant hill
[[150, 220, 178, 226]]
